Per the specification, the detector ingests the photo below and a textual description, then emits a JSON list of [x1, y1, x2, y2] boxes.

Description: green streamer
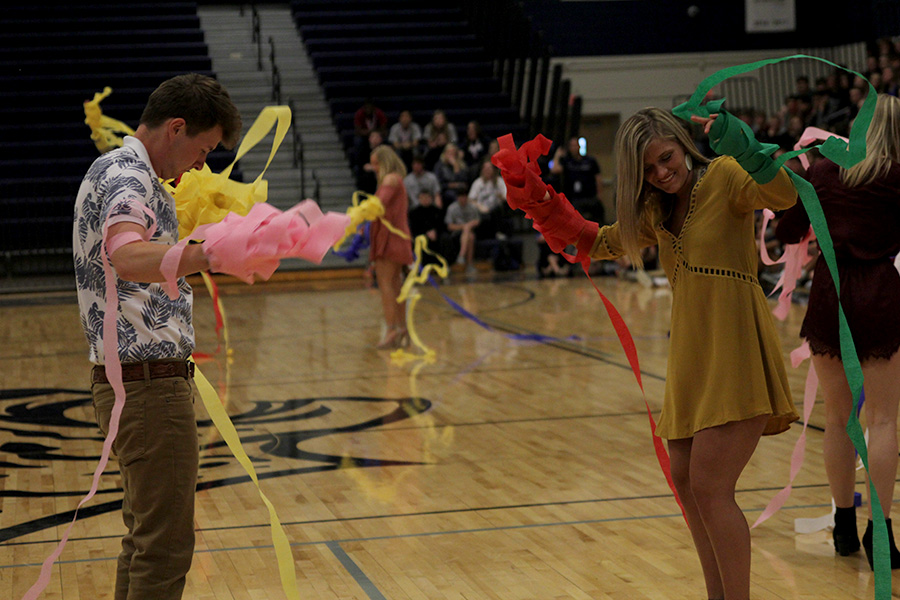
[[674, 54, 889, 596]]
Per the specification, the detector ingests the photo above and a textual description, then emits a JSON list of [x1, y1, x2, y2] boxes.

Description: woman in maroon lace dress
[[776, 94, 900, 569]]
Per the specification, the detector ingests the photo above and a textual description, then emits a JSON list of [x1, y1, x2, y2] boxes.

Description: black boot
[[862, 518, 900, 570], [833, 505, 860, 556]]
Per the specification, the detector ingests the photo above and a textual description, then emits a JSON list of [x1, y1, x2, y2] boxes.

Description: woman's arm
[[694, 113, 798, 213], [773, 202, 812, 245]]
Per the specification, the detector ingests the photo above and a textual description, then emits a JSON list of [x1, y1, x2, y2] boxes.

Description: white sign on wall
[[746, 0, 796, 33]]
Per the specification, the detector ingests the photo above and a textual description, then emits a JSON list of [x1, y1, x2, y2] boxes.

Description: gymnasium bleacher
[[1, 0, 545, 288], [0, 2, 237, 280], [290, 0, 530, 159]]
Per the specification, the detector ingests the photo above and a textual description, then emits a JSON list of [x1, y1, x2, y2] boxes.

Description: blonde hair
[[840, 94, 900, 187], [614, 107, 709, 268], [371, 145, 407, 184]]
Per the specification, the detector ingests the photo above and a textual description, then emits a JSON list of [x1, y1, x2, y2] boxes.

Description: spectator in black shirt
[[550, 137, 605, 223]]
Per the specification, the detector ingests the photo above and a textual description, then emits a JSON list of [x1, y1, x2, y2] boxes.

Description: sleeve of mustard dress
[[586, 215, 658, 261], [707, 111, 798, 214]]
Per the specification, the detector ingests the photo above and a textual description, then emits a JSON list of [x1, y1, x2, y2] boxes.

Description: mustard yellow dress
[[589, 156, 799, 439]]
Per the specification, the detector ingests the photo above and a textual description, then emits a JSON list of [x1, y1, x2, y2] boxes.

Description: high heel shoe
[[833, 505, 860, 556], [862, 518, 900, 570], [396, 328, 410, 348], [375, 327, 402, 350]]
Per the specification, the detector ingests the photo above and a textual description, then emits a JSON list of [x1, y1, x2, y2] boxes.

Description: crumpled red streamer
[[492, 135, 599, 260]]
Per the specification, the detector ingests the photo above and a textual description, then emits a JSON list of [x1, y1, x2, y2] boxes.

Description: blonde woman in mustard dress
[[493, 108, 799, 600], [368, 145, 414, 349]]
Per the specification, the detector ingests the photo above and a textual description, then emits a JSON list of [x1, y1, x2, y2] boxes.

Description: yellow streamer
[[192, 364, 301, 600], [339, 232, 455, 502], [196, 271, 234, 449], [83, 92, 300, 600], [83, 87, 135, 154], [390, 235, 449, 364], [166, 105, 293, 239], [334, 191, 411, 250]]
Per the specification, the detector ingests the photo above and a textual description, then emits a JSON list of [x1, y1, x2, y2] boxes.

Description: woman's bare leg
[[689, 415, 768, 600], [668, 437, 724, 600], [859, 353, 900, 518], [812, 353, 858, 508]]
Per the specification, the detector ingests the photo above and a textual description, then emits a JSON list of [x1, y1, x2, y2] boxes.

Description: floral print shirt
[[73, 136, 194, 364]]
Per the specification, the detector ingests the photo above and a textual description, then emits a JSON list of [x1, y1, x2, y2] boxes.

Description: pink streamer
[[106, 231, 145, 256], [794, 127, 848, 171], [752, 359, 818, 528], [21, 207, 157, 600], [758, 209, 815, 321], [24, 198, 348, 598], [160, 200, 351, 297]]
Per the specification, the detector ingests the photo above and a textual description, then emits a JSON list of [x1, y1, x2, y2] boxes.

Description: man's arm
[[108, 222, 209, 283]]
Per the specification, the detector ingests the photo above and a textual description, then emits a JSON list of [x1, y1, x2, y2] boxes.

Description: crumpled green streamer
[[674, 54, 889, 596]]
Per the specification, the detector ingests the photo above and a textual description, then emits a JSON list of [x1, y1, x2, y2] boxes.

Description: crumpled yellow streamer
[[166, 105, 293, 239], [195, 271, 234, 450], [334, 191, 411, 250], [390, 234, 449, 365], [83, 87, 135, 153], [192, 363, 301, 600]]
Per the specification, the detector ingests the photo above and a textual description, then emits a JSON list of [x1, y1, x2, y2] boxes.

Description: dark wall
[[519, 0, 895, 57]]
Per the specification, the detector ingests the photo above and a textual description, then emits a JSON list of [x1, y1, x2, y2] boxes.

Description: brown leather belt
[[91, 360, 194, 385]]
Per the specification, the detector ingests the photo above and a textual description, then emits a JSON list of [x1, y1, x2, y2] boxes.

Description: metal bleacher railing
[[458, 0, 582, 144]]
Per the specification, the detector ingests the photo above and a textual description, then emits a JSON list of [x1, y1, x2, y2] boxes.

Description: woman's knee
[[688, 469, 735, 511]]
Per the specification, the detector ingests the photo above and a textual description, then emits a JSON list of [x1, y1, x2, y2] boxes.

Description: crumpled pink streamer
[[759, 208, 815, 321], [21, 202, 157, 600], [752, 131, 843, 529], [795, 127, 848, 171], [751, 129, 843, 529], [160, 200, 351, 298], [752, 341, 817, 528]]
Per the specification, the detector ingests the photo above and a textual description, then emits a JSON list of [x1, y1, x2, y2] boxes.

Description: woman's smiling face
[[642, 138, 691, 196]]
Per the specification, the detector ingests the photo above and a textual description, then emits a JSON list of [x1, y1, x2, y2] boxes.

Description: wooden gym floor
[[0, 269, 895, 599]]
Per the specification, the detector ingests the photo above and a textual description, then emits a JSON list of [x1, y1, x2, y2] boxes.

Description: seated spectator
[[785, 114, 806, 148], [469, 137, 501, 181], [848, 85, 866, 121], [355, 130, 386, 194], [461, 120, 489, 167], [807, 89, 833, 128], [403, 155, 442, 209], [408, 191, 449, 265], [422, 109, 457, 169], [469, 161, 510, 239], [444, 189, 480, 277], [883, 66, 899, 96], [757, 114, 794, 149], [434, 143, 469, 203], [352, 98, 388, 171], [354, 98, 388, 142], [751, 110, 768, 136], [388, 109, 422, 169], [795, 75, 813, 104]]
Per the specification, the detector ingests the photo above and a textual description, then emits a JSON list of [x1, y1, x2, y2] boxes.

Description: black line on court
[[4, 479, 863, 549]]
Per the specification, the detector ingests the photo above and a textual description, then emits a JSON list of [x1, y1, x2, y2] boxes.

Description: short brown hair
[[140, 73, 242, 149]]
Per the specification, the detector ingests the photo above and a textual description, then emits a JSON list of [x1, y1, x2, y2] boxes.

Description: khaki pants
[[92, 375, 200, 600]]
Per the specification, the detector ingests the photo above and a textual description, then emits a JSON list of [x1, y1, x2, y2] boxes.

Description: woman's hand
[[690, 113, 719, 135]]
